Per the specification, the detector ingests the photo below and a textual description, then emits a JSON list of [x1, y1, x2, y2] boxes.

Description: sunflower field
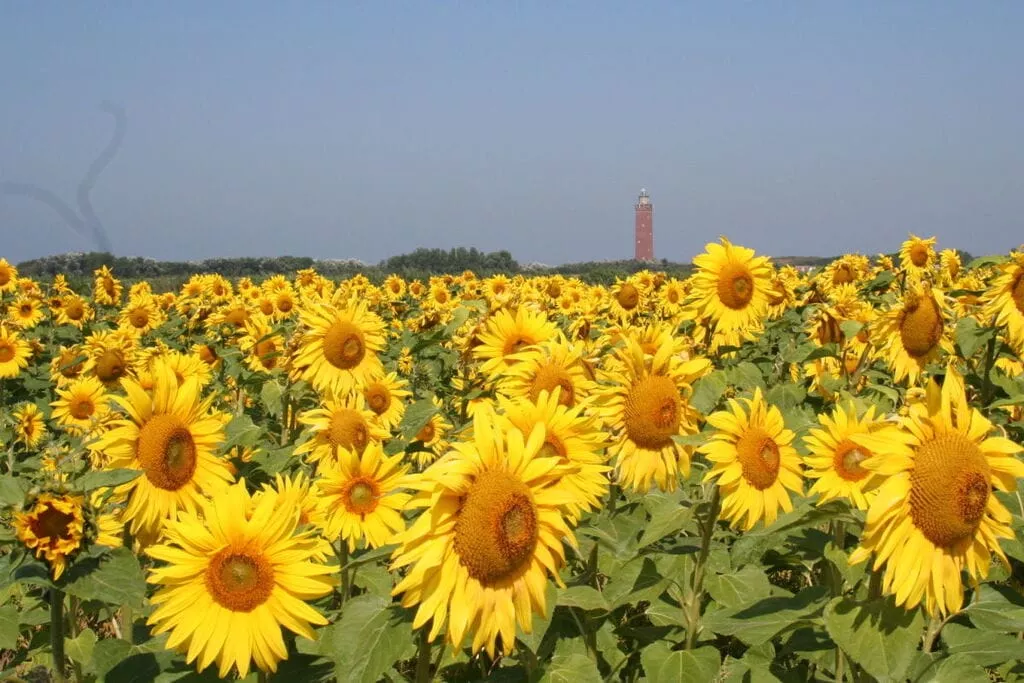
[[1, 235, 1024, 683]]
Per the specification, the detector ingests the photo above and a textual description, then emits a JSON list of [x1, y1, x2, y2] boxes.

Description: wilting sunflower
[[51, 376, 110, 435], [899, 234, 937, 277], [390, 410, 580, 656], [315, 441, 412, 551], [0, 258, 17, 293], [118, 295, 166, 336], [874, 282, 953, 385], [848, 366, 1024, 616], [473, 306, 559, 376], [595, 338, 711, 493], [688, 237, 774, 337], [983, 252, 1024, 355], [497, 389, 610, 522], [238, 314, 286, 374], [7, 296, 45, 329], [146, 481, 335, 679], [295, 393, 389, 468], [802, 402, 886, 510], [362, 371, 412, 430], [89, 362, 234, 540], [0, 325, 32, 378], [293, 297, 386, 396], [496, 337, 597, 409], [55, 294, 94, 328], [700, 388, 803, 531], [15, 493, 85, 579], [13, 403, 46, 449]]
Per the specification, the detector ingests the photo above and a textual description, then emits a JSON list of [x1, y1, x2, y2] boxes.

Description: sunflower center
[[95, 350, 126, 384], [31, 504, 75, 540], [416, 421, 436, 443], [1011, 273, 1024, 314], [0, 268, 9, 286], [503, 336, 533, 356], [206, 550, 274, 612], [717, 263, 755, 310], [833, 440, 871, 482], [260, 299, 275, 315], [327, 409, 369, 453], [58, 351, 83, 377], [833, 264, 854, 285], [19, 303, 33, 316], [530, 362, 575, 407], [616, 284, 640, 310], [65, 300, 85, 320], [69, 397, 95, 420], [137, 414, 199, 491], [129, 309, 149, 328], [736, 429, 781, 490], [453, 471, 538, 584], [276, 296, 293, 313], [344, 478, 380, 515], [364, 383, 391, 415], [0, 342, 13, 363], [623, 375, 681, 449], [254, 339, 278, 369], [909, 432, 991, 548], [546, 282, 561, 298], [102, 279, 116, 297], [899, 293, 944, 358], [323, 321, 366, 370], [909, 244, 929, 268], [224, 307, 248, 326]]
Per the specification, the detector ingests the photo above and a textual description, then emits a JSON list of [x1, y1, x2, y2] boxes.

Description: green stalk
[[829, 522, 847, 683], [337, 540, 350, 606], [685, 485, 721, 650], [922, 615, 944, 653], [50, 588, 67, 683], [980, 327, 997, 406], [414, 628, 433, 683]]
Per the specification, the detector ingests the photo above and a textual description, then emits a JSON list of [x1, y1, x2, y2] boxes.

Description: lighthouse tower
[[634, 188, 653, 261]]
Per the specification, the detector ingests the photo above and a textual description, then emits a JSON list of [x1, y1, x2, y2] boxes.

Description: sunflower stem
[[414, 628, 433, 682], [980, 329, 997, 406], [606, 483, 619, 515], [922, 614, 944, 653], [866, 562, 882, 601], [337, 540, 350, 606], [685, 485, 721, 650], [50, 588, 67, 683], [257, 670, 269, 683]]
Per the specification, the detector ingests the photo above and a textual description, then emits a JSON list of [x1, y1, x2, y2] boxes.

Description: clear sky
[[1, 2, 1022, 266]]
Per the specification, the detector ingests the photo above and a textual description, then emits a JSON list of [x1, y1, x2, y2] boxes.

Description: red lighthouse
[[634, 188, 653, 261]]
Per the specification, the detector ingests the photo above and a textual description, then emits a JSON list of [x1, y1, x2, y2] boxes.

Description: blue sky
[[1, 2, 1022, 266]]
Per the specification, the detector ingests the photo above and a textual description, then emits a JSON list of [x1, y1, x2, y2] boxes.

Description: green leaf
[[840, 319, 864, 341], [557, 586, 609, 612], [645, 599, 687, 628], [641, 642, 720, 683], [399, 398, 438, 442], [0, 475, 25, 507], [728, 362, 766, 390], [966, 583, 1024, 632], [317, 594, 415, 683], [955, 317, 995, 360], [702, 586, 827, 646], [539, 637, 601, 683], [920, 653, 992, 683], [0, 605, 21, 649], [75, 468, 142, 492], [822, 596, 925, 682], [966, 254, 1008, 269], [260, 380, 284, 417], [941, 622, 1024, 667], [351, 562, 394, 598], [63, 547, 146, 610], [691, 372, 728, 414], [223, 413, 261, 450], [638, 495, 694, 548], [765, 383, 807, 411], [66, 627, 98, 664], [862, 270, 894, 293], [705, 565, 774, 610]]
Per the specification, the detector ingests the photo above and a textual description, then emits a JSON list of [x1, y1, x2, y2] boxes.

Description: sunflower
[[699, 388, 804, 531], [150, 349, 214, 389], [7, 296, 45, 329], [390, 410, 580, 656], [688, 237, 774, 337], [848, 366, 1024, 616], [292, 298, 386, 396], [118, 295, 166, 336], [608, 277, 647, 321], [497, 389, 610, 523], [84, 330, 136, 388], [89, 362, 234, 540], [0, 258, 18, 293], [0, 325, 32, 378], [983, 252, 1024, 355], [13, 403, 46, 449], [315, 441, 412, 551], [397, 346, 415, 375], [899, 234, 937, 277], [14, 493, 85, 579], [204, 297, 251, 332], [409, 397, 453, 468], [802, 402, 886, 510], [362, 372, 412, 430], [146, 481, 335, 679], [51, 376, 110, 435], [238, 314, 286, 374], [92, 265, 123, 306], [595, 338, 711, 493], [874, 282, 953, 385], [54, 294, 93, 328], [495, 337, 597, 410], [295, 393, 390, 469], [473, 306, 558, 376]]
